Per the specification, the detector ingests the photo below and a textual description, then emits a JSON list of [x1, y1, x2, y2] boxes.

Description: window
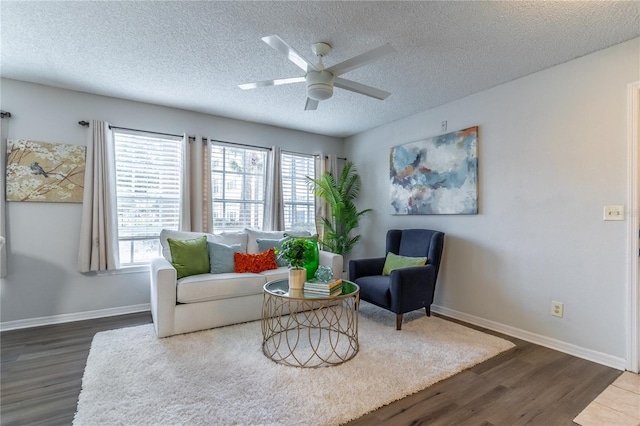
[[281, 152, 315, 233], [210, 144, 267, 232], [114, 131, 182, 266]]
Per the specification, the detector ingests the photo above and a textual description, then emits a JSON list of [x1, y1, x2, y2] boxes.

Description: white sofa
[[150, 228, 343, 338]]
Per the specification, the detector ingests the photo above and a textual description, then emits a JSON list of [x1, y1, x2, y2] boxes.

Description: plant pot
[[289, 268, 306, 291]]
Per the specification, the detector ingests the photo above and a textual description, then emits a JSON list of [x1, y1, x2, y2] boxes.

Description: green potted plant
[[277, 237, 317, 290], [307, 160, 371, 257]]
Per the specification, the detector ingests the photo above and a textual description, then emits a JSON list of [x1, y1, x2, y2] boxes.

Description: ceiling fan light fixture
[[240, 36, 395, 109], [306, 70, 334, 101]]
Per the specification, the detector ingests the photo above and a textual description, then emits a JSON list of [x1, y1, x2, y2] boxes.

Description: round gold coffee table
[[261, 279, 359, 368]]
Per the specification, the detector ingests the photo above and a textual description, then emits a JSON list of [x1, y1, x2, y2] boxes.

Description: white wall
[[345, 38, 640, 364], [0, 79, 343, 325]]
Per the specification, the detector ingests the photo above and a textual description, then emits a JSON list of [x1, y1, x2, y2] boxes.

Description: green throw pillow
[[382, 252, 427, 276], [168, 236, 210, 279], [208, 242, 242, 274]]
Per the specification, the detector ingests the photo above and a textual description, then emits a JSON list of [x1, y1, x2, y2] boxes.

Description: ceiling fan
[[238, 35, 396, 111]]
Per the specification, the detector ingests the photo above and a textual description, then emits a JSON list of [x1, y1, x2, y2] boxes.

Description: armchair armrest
[[150, 257, 178, 338], [349, 257, 386, 281], [389, 264, 437, 313], [319, 250, 343, 280]]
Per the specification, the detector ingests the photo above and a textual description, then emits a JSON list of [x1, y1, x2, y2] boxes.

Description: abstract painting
[[6, 139, 86, 203], [390, 126, 478, 215]]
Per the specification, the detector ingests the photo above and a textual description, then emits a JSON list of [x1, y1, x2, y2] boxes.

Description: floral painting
[[6, 139, 86, 203], [390, 126, 478, 215]]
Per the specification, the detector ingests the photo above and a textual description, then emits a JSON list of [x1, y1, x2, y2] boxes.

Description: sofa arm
[[150, 257, 178, 338], [319, 250, 343, 280]]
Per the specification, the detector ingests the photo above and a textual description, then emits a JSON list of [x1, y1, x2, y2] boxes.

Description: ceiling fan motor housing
[[306, 70, 334, 100]]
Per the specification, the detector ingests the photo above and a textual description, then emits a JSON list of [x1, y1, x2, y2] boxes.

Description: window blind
[[210, 143, 267, 232], [114, 131, 182, 264], [281, 152, 315, 232]]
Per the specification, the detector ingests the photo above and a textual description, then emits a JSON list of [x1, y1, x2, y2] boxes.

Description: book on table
[[304, 278, 342, 290], [304, 278, 343, 297], [303, 285, 343, 297]]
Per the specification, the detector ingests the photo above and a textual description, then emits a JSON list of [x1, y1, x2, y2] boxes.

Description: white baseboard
[[431, 304, 627, 371], [0, 303, 151, 332]]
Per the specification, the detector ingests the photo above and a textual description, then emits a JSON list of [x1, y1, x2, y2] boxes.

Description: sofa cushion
[[208, 242, 242, 274], [234, 249, 278, 273], [161, 230, 210, 261], [160, 229, 249, 262], [257, 237, 290, 266], [245, 229, 287, 254], [259, 266, 290, 281], [354, 275, 391, 307], [168, 236, 210, 279], [244, 228, 311, 254], [214, 231, 249, 253], [176, 273, 266, 303]]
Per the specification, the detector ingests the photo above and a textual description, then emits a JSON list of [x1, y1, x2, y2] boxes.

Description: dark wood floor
[[1, 312, 622, 426]]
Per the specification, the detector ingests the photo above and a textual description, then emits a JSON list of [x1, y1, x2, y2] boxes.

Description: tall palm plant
[[307, 161, 371, 256]]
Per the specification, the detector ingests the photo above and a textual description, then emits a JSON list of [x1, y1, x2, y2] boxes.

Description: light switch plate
[[603, 205, 625, 221]]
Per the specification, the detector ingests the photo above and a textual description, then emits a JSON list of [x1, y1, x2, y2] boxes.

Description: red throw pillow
[[234, 248, 278, 273]]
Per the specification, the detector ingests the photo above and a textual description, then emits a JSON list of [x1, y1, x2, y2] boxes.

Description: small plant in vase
[[277, 238, 317, 291]]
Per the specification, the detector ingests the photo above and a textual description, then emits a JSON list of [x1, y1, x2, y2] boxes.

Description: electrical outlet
[[551, 301, 564, 318], [441, 121, 447, 132]]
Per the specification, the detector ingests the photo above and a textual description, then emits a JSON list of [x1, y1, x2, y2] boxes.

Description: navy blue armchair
[[349, 229, 445, 330]]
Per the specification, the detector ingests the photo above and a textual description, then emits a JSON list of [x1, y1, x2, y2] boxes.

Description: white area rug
[[74, 302, 514, 426]]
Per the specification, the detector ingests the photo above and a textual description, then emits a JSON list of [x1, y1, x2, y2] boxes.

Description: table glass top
[[264, 278, 359, 300]]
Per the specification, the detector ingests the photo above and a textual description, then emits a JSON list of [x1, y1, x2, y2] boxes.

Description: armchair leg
[[396, 314, 403, 330], [425, 305, 431, 317]]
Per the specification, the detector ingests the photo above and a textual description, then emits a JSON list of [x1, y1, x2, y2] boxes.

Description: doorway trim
[[627, 81, 640, 373]]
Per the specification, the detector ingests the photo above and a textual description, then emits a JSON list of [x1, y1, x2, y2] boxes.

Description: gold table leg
[[261, 292, 359, 368]]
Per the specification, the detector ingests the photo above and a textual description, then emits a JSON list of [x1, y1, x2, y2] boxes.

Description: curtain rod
[[321, 155, 347, 160], [78, 121, 182, 139], [208, 138, 272, 151], [109, 125, 182, 139], [284, 151, 346, 161], [320, 155, 348, 160], [78, 120, 269, 150], [77, 121, 340, 156]]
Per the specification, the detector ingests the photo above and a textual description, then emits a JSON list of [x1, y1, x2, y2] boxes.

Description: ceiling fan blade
[[262, 35, 317, 72], [326, 44, 396, 77], [305, 98, 319, 111], [238, 76, 305, 90], [334, 78, 391, 100]]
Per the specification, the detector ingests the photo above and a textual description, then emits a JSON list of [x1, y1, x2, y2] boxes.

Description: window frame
[[112, 129, 183, 267], [281, 151, 316, 233], [210, 142, 268, 233]]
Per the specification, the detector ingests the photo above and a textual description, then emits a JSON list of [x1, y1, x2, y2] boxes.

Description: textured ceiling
[[1, 1, 639, 138]]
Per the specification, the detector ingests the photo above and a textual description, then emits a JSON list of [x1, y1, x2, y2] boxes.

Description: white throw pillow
[[211, 231, 248, 253], [244, 229, 286, 254]]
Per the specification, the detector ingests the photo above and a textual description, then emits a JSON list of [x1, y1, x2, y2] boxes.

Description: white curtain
[[77, 120, 120, 272], [0, 116, 8, 277], [179, 133, 192, 231], [180, 135, 208, 232], [263, 146, 284, 231], [202, 139, 213, 233]]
